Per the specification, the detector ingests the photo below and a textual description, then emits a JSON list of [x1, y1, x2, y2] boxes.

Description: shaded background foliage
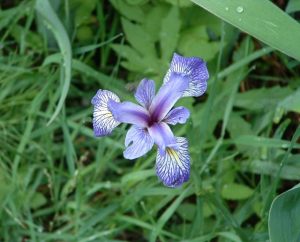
[[0, 0, 300, 241]]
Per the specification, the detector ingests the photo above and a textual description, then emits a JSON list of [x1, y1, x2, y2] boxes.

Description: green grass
[[0, 0, 300, 241]]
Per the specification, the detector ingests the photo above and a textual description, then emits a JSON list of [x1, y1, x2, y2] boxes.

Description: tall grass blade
[[35, 0, 72, 125]]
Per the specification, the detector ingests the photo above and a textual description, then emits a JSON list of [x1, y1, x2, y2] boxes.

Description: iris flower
[[91, 53, 209, 187]]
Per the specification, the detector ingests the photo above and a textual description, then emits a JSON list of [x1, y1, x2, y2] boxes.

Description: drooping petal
[[163, 53, 209, 97], [135, 79, 155, 109], [91, 90, 120, 137], [148, 122, 177, 154], [164, 106, 190, 125], [149, 74, 189, 121], [124, 125, 154, 160], [108, 100, 150, 127], [156, 137, 190, 188]]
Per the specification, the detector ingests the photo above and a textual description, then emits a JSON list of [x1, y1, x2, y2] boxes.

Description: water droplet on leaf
[[236, 6, 244, 13]]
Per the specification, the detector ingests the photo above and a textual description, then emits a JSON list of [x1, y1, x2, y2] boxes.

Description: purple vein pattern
[[91, 53, 209, 187]]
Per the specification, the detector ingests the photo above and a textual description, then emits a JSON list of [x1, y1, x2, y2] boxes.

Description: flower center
[[147, 115, 158, 127]]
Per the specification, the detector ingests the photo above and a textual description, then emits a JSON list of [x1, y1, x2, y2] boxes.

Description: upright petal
[[149, 74, 189, 121], [109, 100, 150, 127], [135, 79, 155, 109], [124, 125, 154, 160], [164, 106, 190, 125], [148, 122, 177, 154], [91, 90, 120, 137], [156, 137, 190, 188], [163, 53, 209, 97]]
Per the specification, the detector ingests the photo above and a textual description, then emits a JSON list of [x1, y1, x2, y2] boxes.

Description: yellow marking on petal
[[96, 110, 113, 118], [166, 147, 180, 163], [106, 111, 113, 118]]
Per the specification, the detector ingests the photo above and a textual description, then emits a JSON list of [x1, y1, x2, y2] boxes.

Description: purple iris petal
[[163, 53, 209, 97], [164, 106, 190, 125], [156, 137, 190, 187], [148, 122, 177, 154], [149, 73, 189, 122], [124, 125, 154, 160], [135, 79, 155, 109], [108, 100, 150, 127], [91, 90, 120, 136]]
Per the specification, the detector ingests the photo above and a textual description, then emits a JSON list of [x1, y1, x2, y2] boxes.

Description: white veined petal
[[156, 137, 190, 187], [163, 53, 209, 97], [164, 106, 190, 125], [134, 79, 155, 109], [91, 90, 120, 136]]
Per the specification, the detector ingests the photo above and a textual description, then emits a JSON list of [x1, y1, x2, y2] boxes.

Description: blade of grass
[[263, 125, 300, 214], [217, 47, 273, 80], [117, 215, 180, 240], [149, 186, 192, 242], [61, 106, 76, 175], [234, 135, 300, 149], [74, 33, 123, 55], [207, 194, 250, 242], [42, 54, 129, 98], [12, 79, 51, 180], [35, 0, 72, 125]]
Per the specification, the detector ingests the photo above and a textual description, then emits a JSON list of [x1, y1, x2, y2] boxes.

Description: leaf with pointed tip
[[191, 0, 300, 61]]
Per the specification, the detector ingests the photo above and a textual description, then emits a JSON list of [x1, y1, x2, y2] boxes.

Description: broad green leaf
[[111, 44, 146, 71], [121, 18, 156, 57], [269, 184, 300, 242], [191, 0, 300, 61], [36, 0, 72, 125], [178, 200, 215, 219], [178, 26, 220, 61], [144, 5, 168, 42], [182, 6, 222, 36], [110, 0, 145, 23], [227, 113, 253, 138], [234, 87, 292, 110], [160, 6, 181, 61], [221, 183, 254, 200], [111, 44, 160, 75], [177, 203, 196, 221], [74, 0, 97, 26]]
